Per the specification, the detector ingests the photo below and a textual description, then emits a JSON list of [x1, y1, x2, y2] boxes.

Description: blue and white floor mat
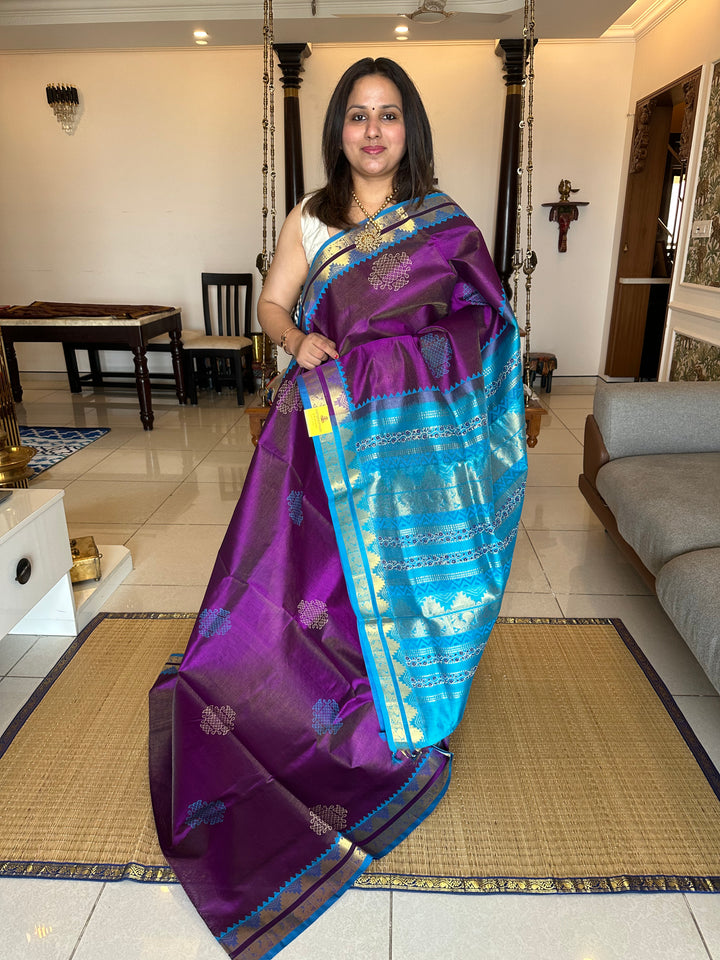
[[18, 426, 110, 477]]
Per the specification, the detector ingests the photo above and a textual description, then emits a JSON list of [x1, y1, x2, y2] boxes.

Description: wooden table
[[0, 309, 186, 430]]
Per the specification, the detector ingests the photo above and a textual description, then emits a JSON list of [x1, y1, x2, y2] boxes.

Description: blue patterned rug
[[18, 426, 110, 477]]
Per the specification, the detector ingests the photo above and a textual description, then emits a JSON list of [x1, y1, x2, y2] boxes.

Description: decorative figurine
[[542, 180, 589, 252]]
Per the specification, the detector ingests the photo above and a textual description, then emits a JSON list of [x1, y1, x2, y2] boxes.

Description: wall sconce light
[[542, 180, 589, 252], [46, 83, 80, 135]]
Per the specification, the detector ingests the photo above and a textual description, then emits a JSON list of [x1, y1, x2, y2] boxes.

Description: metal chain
[[523, 0, 537, 389], [258, 0, 277, 282]]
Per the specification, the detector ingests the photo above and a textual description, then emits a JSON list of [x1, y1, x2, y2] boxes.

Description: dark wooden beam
[[273, 43, 311, 215], [493, 39, 528, 301]]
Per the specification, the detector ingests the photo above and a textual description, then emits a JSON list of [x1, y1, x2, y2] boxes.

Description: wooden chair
[[184, 273, 255, 405]]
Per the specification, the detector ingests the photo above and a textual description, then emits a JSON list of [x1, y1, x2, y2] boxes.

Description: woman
[[149, 57, 527, 959]]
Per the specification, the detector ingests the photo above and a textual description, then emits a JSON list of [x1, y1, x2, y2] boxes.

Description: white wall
[[530, 39, 635, 376], [0, 39, 635, 377]]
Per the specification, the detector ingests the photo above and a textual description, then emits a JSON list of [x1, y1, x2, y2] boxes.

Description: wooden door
[[604, 70, 701, 378]]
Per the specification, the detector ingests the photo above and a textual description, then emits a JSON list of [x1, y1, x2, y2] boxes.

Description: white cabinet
[[0, 488, 133, 639], [0, 489, 74, 638]]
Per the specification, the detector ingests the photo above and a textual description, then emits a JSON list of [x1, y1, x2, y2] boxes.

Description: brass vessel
[[69, 536, 103, 583], [0, 427, 36, 486]]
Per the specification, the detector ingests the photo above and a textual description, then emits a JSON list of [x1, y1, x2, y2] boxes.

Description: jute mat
[[1, 613, 719, 893]]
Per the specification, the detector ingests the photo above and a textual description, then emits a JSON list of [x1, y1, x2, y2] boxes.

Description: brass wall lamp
[[542, 179, 589, 252]]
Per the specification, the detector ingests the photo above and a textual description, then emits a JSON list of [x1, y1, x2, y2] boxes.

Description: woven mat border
[[2, 614, 719, 894]]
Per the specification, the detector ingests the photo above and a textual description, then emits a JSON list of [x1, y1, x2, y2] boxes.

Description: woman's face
[[341, 74, 407, 186]]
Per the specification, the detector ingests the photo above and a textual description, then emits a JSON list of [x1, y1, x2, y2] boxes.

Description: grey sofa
[[579, 379, 720, 693]]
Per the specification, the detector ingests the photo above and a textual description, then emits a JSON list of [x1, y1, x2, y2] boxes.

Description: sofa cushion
[[593, 380, 720, 459], [656, 548, 720, 694], [596, 452, 720, 574]]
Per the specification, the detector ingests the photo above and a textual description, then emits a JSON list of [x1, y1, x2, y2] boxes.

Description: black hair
[[306, 58, 435, 229]]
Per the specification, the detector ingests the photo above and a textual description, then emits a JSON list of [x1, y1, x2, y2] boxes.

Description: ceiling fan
[[331, 1, 512, 25]]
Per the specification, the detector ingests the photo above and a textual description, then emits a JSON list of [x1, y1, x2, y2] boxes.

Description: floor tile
[[66, 521, 142, 544], [522, 486, 603, 530], [122, 424, 232, 452], [530, 407, 567, 430], [59, 479, 179, 524], [25, 476, 73, 490], [686, 894, 720, 959], [549, 407, 592, 430], [187, 449, 254, 484], [61, 404, 152, 430], [674, 694, 720, 771], [156, 404, 247, 430], [8, 634, 75, 678], [103, 584, 205, 613], [11, 386, 58, 402], [0, 878, 103, 960], [0, 676, 40, 734], [83, 446, 206, 482], [123, 524, 227, 585], [499, 592, 563, 617], [526, 429, 582, 454], [72, 881, 224, 960], [505, 529, 550, 593], [148, 479, 242, 525], [280, 890, 390, 960], [528, 529, 653, 596], [556, 594, 717, 696], [214, 421, 259, 452], [526, 452, 583, 486], [15, 402, 84, 427], [0, 633, 38, 676], [542, 393, 595, 409], [392, 890, 709, 960]]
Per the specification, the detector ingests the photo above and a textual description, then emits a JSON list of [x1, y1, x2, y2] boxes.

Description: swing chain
[[258, 0, 277, 282]]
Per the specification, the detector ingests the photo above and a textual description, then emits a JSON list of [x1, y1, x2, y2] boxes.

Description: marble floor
[[2, 374, 719, 960]]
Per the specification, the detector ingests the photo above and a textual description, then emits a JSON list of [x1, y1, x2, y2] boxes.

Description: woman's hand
[[288, 329, 338, 370]]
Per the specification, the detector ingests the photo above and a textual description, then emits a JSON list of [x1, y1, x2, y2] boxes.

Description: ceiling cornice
[[603, 0, 687, 40]]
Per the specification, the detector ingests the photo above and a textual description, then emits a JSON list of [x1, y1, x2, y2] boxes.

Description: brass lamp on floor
[[0, 330, 35, 487]]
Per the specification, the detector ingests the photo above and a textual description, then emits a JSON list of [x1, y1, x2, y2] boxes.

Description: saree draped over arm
[[149, 193, 527, 960]]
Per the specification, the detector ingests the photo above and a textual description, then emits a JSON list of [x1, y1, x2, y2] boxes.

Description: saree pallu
[[149, 193, 527, 959]]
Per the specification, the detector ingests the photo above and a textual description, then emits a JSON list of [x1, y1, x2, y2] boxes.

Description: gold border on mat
[[353, 873, 720, 894]]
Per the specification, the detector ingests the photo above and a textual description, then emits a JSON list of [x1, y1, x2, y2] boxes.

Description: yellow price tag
[[305, 404, 332, 437]]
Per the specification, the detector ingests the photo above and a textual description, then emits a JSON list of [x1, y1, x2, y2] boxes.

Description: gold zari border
[[354, 873, 720, 894]]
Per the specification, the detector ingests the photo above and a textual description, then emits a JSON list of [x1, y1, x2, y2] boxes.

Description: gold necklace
[[351, 190, 396, 252]]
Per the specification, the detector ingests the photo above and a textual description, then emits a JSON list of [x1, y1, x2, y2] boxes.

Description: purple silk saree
[[149, 193, 527, 959]]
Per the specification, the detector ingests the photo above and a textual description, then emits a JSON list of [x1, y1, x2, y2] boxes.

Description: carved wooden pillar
[[273, 43, 311, 215], [493, 40, 526, 300]]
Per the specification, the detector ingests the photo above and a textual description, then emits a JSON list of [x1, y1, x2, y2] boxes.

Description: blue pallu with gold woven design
[[297, 194, 527, 752]]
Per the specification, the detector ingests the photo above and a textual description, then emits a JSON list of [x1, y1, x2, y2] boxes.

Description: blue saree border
[[296, 371, 412, 748], [300, 193, 466, 330]]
